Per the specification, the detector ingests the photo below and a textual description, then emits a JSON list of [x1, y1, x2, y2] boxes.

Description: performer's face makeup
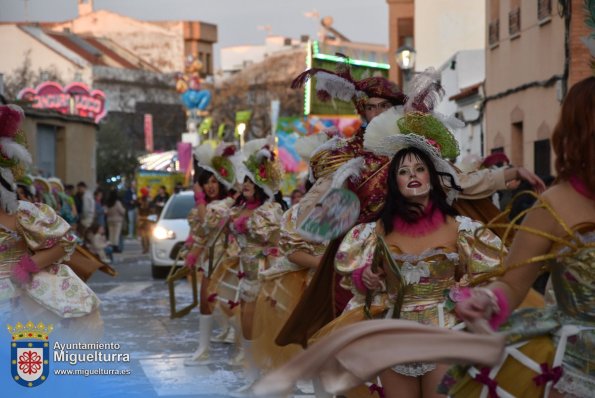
[[364, 97, 392, 122], [242, 177, 256, 200], [396, 154, 431, 199], [203, 175, 220, 200]]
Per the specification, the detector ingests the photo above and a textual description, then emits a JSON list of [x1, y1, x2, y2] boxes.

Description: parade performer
[[183, 141, 241, 366], [278, 67, 545, 349], [251, 145, 328, 372], [316, 107, 504, 397], [441, 75, 595, 398], [0, 104, 101, 338], [252, 76, 595, 398], [217, 139, 286, 393]]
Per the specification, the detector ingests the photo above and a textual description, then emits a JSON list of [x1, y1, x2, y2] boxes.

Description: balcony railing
[[489, 19, 500, 46], [509, 7, 521, 37], [538, 0, 552, 22]]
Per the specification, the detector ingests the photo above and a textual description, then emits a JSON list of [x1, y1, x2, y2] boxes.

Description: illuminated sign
[[17, 82, 107, 123]]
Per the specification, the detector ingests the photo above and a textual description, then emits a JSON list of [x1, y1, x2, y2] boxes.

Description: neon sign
[[17, 82, 107, 123]]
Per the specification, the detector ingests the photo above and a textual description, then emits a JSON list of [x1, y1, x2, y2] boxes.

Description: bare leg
[[421, 364, 449, 398], [380, 368, 421, 398]]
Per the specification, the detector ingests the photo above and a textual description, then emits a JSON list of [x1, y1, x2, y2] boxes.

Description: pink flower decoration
[[426, 138, 442, 152], [258, 164, 267, 179], [263, 247, 280, 257], [222, 145, 236, 157], [0, 105, 25, 138]]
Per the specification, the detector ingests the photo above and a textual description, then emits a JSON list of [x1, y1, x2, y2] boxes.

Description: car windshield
[[161, 194, 195, 220]]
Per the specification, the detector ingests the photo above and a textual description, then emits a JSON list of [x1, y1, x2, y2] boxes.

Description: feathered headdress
[[364, 69, 463, 204], [193, 141, 239, 189], [237, 138, 284, 199], [291, 58, 407, 115], [0, 105, 32, 213]]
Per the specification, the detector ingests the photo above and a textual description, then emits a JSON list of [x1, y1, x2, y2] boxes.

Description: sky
[[0, 0, 389, 66]]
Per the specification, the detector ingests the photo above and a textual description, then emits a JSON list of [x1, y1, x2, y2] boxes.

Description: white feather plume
[[255, 148, 272, 162], [242, 138, 268, 158], [193, 142, 216, 168], [404, 67, 443, 113], [330, 157, 366, 189], [433, 111, 465, 131], [363, 106, 405, 157], [0, 138, 32, 166], [295, 133, 330, 161], [315, 72, 357, 102]]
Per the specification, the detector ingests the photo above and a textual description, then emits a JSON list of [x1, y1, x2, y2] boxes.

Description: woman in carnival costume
[[0, 104, 101, 338], [250, 138, 330, 373], [183, 141, 242, 366], [215, 138, 287, 393], [312, 101, 505, 398], [253, 76, 595, 398], [278, 67, 546, 350], [440, 76, 595, 398]]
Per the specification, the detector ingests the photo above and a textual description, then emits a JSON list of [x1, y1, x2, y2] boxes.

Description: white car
[[150, 190, 195, 278]]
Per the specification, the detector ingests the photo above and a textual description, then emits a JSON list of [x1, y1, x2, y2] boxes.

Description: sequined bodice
[[389, 246, 460, 307], [550, 229, 595, 323]]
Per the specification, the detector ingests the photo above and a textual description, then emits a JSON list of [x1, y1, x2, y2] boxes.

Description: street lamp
[[395, 45, 416, 90], [237, 122, 246, 150]]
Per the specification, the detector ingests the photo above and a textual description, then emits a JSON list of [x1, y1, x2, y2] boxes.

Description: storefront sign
[[17, 82, 107, 123]]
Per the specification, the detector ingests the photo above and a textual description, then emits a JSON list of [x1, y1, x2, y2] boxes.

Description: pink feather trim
[[392, 202, 445, 237], [489, 288, 510, 330]]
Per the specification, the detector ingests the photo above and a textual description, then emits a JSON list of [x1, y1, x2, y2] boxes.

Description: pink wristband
[[12, 255, 41, 284], [194, 190, 207, 205], [351, 265, 369, 294], [489, 288, 510, 330]]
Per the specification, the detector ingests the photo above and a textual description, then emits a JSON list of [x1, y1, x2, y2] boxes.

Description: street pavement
[[87, 238, 315, 398]]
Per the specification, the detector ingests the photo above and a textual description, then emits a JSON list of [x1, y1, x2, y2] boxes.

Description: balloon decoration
[[175, 55, 212, 111]]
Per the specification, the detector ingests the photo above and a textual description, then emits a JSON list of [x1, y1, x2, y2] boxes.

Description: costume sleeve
[[458, 168, 507, 200], [247, 202, 283, 246], [194, 197, 234, 247], [279, 206, 326, 257], [335, 221, 377, 273], [17, 201, 77, 262], [455, 216, 505, 285]]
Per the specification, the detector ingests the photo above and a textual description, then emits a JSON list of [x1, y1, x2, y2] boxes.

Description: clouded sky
[[0, 0, 389, 52]]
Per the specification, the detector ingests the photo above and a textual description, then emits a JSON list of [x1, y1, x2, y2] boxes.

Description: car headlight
[[153, 226, 176, 240]]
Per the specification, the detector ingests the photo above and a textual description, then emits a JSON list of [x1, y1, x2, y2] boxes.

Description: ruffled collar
[[392, 201, 445, 237]]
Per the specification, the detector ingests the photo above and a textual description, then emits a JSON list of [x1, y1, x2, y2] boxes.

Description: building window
[[534, 139, 551, 177], [36, 124, 57, 177], [511, 121, 524, 167], [537, 0, 552, 23], [509, 6, 521, 38], [489, 0, 500, 47]]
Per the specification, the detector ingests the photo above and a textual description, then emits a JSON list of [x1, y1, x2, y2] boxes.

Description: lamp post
[[395, 45, 416, 91], [237, 122, 246, 150]]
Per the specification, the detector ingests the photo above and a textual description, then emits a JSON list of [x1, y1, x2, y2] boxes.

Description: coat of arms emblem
[[8, 321, 53, 387]]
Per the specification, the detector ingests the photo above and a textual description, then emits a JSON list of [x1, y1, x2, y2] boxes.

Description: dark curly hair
[[380, 147, 459, 234]]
